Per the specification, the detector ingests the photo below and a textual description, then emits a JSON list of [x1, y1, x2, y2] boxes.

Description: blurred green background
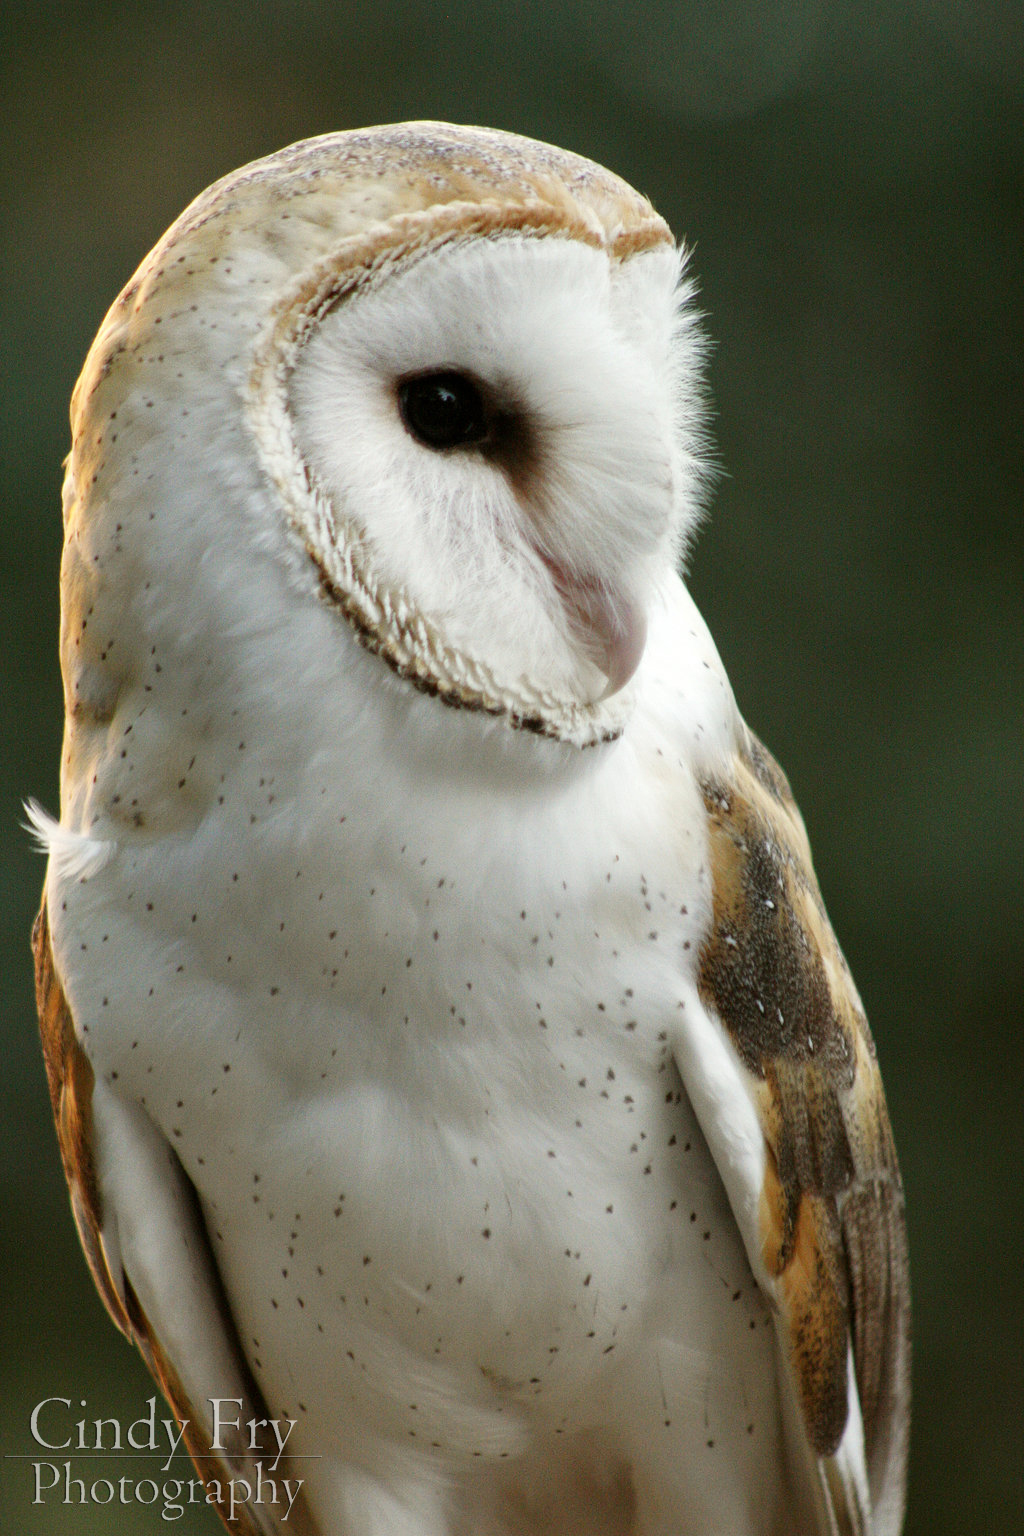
[[3, 2, 1022, 1531]]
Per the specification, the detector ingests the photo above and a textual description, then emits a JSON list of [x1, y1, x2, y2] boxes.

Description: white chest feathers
[[36, 123, 908, 1536]]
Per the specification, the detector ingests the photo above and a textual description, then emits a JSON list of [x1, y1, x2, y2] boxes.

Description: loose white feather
[[24, 800, 115, 882]]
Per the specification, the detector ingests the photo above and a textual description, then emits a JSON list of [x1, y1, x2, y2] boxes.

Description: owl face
[[64, 127, 708, 781], [270, 218, 697, 721]]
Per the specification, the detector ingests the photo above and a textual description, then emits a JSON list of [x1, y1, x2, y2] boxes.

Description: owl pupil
[[398, 372, 488, 450]]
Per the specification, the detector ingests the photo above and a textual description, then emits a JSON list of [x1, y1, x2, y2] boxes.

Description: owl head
[[63, 124, 708, 804]]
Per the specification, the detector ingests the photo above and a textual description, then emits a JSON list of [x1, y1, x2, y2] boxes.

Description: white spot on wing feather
[[669, 984, 771, 1291]]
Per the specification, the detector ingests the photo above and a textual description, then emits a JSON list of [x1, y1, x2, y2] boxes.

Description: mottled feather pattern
[[33, 897, 316, 1536], [34, 124, 908, 1536], [33, 898, 130, 1335], [121, 1237, 319, 1536], [698, 731, 910, 1518]]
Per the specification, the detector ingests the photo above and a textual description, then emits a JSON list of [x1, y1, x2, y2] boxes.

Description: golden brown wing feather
[[33, 897, 132, 1336], [697, 731, 910, 1524], [32, 895, 319, 1536]]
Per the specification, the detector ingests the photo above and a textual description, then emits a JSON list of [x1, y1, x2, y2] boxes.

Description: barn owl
[[30, 123, 909, 1536]]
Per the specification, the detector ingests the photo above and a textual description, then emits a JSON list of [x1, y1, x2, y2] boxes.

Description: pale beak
[[545, 560, 648, 701]]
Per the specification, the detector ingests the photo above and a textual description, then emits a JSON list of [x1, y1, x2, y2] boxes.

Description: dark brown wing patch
[[32, 894, 318, 1536], [697, 730, 910, 1514]]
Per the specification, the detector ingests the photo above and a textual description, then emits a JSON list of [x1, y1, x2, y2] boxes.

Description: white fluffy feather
[[24, 800, 115, 882]]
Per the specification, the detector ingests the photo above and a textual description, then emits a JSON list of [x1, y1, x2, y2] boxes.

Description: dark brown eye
[[398, 371, 488, 450]]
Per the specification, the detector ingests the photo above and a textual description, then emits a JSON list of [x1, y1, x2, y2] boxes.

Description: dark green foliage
[[2, 6, 1021, 1530]]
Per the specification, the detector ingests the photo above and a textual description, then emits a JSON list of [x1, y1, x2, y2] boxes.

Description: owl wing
[[32, 897, 319, 1536], [672, 729, 910, 1536]]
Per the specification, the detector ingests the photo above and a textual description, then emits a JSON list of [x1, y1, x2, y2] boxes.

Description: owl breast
[[54, 581, 776, 1476]]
